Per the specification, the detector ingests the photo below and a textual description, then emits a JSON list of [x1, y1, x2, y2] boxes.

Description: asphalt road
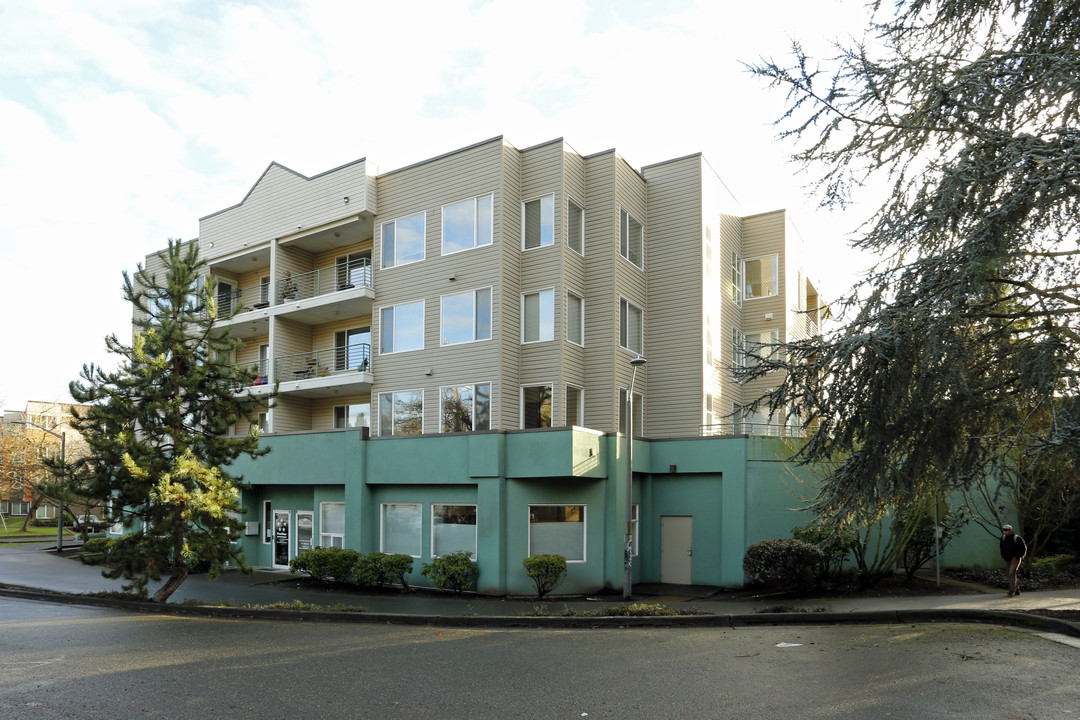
[[2, 597, 1078, 719]]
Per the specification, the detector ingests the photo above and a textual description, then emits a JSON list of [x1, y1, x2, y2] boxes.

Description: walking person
[[1000, 524, 1027, 596]]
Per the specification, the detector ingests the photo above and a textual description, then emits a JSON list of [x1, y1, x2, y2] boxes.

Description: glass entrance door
[[273, 510, 291, 567]]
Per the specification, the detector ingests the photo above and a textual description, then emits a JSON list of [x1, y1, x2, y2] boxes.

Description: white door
[[273, 510, 291, 568], [661, 516, 693, 584]]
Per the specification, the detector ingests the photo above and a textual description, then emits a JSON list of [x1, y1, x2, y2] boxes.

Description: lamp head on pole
[[630, 355, 647, 368]]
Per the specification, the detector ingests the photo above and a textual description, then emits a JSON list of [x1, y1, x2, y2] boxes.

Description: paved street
[[3, 597, 1079, 719]]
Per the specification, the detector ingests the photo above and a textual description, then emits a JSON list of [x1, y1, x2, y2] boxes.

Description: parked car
[[72, 515, 104, 533]]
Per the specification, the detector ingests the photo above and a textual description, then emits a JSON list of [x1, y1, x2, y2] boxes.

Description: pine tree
[[744, 1, 1080, 518], [67, 240, 271, 602]]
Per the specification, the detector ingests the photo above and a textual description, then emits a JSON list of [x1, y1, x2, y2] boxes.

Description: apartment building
[[0, 401, 89, 522], [132, 136, 858, 594]]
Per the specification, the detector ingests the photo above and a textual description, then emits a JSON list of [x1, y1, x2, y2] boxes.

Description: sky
[[0, 0, 878, 411]]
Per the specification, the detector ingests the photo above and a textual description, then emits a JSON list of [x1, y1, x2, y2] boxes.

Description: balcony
[[216, 282, 273, 340], [274, 345, 372, 398], [275, 258, 373, 325]]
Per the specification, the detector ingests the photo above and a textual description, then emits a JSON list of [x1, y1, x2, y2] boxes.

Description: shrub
[[522, 554, 567, 599], [742, 538, 825, 590], [791, 521, 857, 579], [289, 547, 361, 583], [353, 552, 414, 590], [421, 551, 479, 594]]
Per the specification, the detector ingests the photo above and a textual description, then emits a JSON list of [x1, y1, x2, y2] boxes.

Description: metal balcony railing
[[275, 344, 371, 381], [699, 422, 808, 438], [236, 360, 270, 387], [215, 282, 271, 318], [278, 258, 371, 304]]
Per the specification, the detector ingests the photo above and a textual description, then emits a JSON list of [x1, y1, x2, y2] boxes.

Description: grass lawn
[[0, 524, 66, 540]]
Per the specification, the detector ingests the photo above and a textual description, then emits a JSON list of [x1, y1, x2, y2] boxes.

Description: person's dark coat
[[1000, 533, 1027, 561]]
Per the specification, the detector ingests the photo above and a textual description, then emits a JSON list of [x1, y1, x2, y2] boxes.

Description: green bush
[[289, 547, 361, 582], [353, 552, 414, 590], [421, 551, 479, 594], [792, 521, 857, 579], [522, 554, 567, 599], [743, 538, 825, 590]]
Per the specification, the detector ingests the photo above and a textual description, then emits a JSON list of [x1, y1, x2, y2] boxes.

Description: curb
[[3, 585, 1079, 637]]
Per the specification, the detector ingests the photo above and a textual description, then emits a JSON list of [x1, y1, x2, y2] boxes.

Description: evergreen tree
[[744, 1, 1080, 518], [67, 240, 271, 602]]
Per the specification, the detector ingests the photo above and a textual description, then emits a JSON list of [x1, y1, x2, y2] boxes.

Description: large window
[[566, 290, 584, 346], [432, 504, 477, 557], [334, 403, 370, 429], [380, 301, 424, 354], [529, 504, 585, 562], [440, 383, 491, 432], [522, 289, 554, 343], [521, 384, 552, 428], [382, 212, 426, 268], [320, 502, 345, 549], [381, 503, 422, 557], [567, 198, 584, 255], [443, 194, 493, 255], [620, 208, 643, 268], [732, 327, 744, 368], [379, 390, 423, 436], [743, 329, 780, 368], [441, 288, 492, 345], [619, 298, 643, 354], [743, 254, 779, 299], [566, 384, 583, 427], [618, 388, 644, 436], [523, 195, 554, 249]]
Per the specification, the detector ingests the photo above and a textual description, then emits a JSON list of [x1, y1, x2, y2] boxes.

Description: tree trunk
[[151, 566, 189, 603], [19, 498, 41, 533]]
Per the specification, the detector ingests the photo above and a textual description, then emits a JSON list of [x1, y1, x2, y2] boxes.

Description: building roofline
[[639, 152, 703, 171], [377, 136, 506, 179], [199, 157, 368, 222], [517, 136, 564, 154]]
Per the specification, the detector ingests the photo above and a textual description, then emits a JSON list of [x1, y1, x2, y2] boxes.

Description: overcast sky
[[0, 0, 877, 411]]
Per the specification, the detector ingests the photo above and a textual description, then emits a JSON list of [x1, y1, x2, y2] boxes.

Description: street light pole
[[13, 420, 66, 551], [624, 355, 646, 601]]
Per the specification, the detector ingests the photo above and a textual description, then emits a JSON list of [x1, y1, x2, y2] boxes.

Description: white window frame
[[566, 384, 584, 427], [440, 287, 492, 346], [263, 500, 273, 544], [381, 211, 426, 269], [439, 382, 492, 433], [619, 208, 644, 269], [431, 503, 478, 558], [319, 501, 345, 549], [378, 389, 425, 436], [704, 393, 715, 428], [442, 194, 494, 255], [743, 253, 779, 300], [521, 288, 555, 343], [731, 250, 743, 307], [631, 503, 640, 557], [732, 327, 744, 368], [619, 297, 644, 354], [528, 504, 586, 562], [522, 194, 555, 250], [334, 403, 370, 429], [567, 197, 584, 255], [566, 289, 584, 347], [380, 502, 422, 558], [521, 383, 553, 429], [380, 300, 425, 354], [743, 328, 780, 369]]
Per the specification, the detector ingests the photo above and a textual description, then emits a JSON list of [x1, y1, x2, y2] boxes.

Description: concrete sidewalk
[[3, 540, 1080, 634]]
